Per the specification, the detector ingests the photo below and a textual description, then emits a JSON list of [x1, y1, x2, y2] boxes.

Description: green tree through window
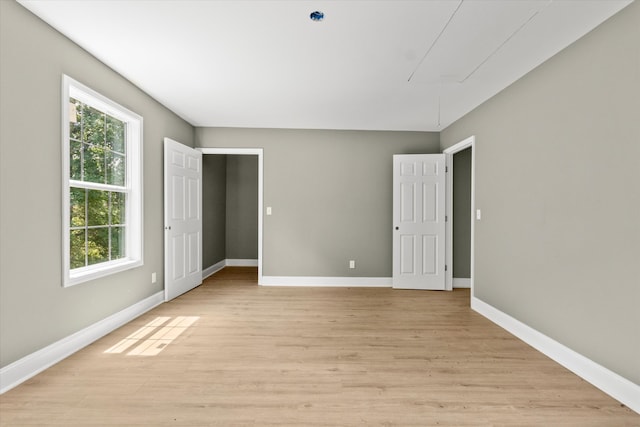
[[69, 98, 127, 269]]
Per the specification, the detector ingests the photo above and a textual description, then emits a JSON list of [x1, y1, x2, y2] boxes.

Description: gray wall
[[453, 147, 471, 279], [441, 2, 639, 384], [226, 155, 259, 260], [196, 128, 440, 277], [0, 1, 194, 368], [202, 155, 227, 267]]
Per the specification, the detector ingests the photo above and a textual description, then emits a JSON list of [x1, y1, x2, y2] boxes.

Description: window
[[62, 75, 143, 286]]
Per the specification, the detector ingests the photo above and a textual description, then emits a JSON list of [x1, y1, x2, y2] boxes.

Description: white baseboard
[[203, 259, 259, 280], [453, 278, 471, 288], [471, 296, 640, 414], [0, 291, 164, 394], [262, 276, 391, 287], [202, 259, 226, 279], [226, 259, 258, 267]]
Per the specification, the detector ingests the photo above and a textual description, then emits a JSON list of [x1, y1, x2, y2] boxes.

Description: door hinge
[[446, 166, 448, 173], [445, 265, 448, 271], [445, 215, 448, 222]]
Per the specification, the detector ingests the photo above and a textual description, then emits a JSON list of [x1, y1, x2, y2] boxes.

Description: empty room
[[0, 0, 638, 425]]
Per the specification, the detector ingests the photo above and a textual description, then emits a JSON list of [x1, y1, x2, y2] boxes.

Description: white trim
[[472, 296, 640, 415], [443, 136, 475, 294], [197, 148, 260, 156], [453, 278, 471, 288], [197, 148, 264, 285], [202, 259, 226, 279], [0, 291, 164, 394], [262, 276, 391, 287], [226, 259, 259, 267]]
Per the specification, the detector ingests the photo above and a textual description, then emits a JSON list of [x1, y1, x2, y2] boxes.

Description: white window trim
[[62, 75, 144, 287]]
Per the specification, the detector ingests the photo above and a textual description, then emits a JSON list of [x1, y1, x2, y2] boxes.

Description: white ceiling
[[18, 0, 632, 131]]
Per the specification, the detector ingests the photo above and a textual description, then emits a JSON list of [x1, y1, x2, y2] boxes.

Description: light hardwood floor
[[1, 267, 637, 426]]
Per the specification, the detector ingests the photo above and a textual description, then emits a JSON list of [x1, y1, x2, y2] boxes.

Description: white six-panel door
[[164, 138, 202, 301], [393, 154, 446, 290]]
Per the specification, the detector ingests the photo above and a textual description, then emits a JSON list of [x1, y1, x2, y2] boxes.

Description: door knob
[[395, 227, 399, 230]]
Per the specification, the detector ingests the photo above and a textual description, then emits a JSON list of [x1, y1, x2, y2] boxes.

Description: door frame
[[443, 136, 475, 294], [197, 147, 264, 285]]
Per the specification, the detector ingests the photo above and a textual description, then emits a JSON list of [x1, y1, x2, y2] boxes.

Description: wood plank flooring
[[1, 267, 637, 426]]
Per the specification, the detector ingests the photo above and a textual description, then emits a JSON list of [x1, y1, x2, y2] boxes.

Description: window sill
[[65, 258, 143, 287]]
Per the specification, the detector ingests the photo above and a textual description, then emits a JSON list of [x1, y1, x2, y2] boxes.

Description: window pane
[[106, 150, 125, 186], [70, 139, 82, 181], [111, 192, 126, 225], [83, 143, 105, 183], [110, 226, 125, 260], [81, 104, 106, 146], [70, 187, 86, 227], [106, 115, 125, 153], [70, 229, 86, 269], [87, 190, 109, 226], [87, 227, 109, 265]]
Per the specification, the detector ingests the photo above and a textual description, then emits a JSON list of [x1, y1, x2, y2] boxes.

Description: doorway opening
[[198, 148, 264, 285], [444, 136, 475, 294]]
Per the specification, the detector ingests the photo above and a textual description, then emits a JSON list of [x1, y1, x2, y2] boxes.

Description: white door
[[393, 154, 446, 290], [164, 138, 202, 301]]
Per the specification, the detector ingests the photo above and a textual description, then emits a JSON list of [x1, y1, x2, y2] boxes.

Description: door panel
[[393, 154, 446, 290], [171, 235, 186, 281], [422, 235, 437, 274], [188, 177, 199, 219], [400, 183, 415, 222], [400, 235, 415, 274], [188, 232, 199, 274], [423, 183, 437, 222], [172, 176, 185, 220], [172, 151, 185, 167], [164, 138, 202, 301]]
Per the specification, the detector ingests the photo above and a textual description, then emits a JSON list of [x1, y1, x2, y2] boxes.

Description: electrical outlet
[[349, 260, 355, 269], [151, 272, 157, 283]]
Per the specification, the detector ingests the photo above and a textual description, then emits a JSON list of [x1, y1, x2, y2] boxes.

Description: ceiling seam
[[460, 0, 553, 83], [407, 0, 464, 82]]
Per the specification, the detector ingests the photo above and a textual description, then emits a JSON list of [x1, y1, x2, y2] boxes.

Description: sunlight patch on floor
[[104, 316, 199, 356]]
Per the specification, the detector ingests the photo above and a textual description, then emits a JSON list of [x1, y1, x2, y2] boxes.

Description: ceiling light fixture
[[310, 11, 324, 22]]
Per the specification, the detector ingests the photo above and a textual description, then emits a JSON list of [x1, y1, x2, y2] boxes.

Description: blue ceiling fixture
[[310, 11, 324, 22]]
